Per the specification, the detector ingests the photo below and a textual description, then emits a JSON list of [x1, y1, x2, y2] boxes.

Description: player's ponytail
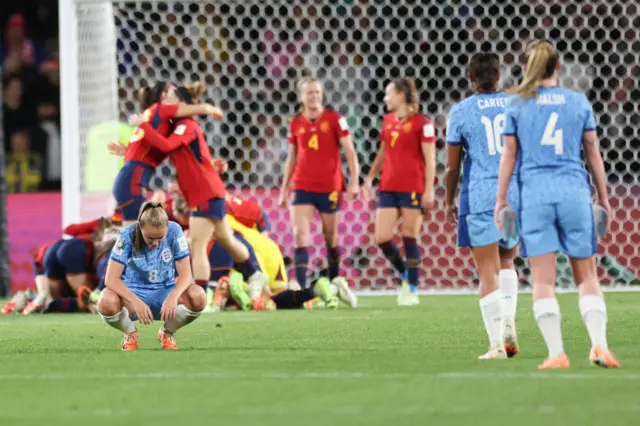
[[509, 41, 558, 98], [134, 201, 169, 254], [468, 53, 500, 93], [392, 77, 420, 116], [184, 82, 207, 102], [138, 81, 168, 110]]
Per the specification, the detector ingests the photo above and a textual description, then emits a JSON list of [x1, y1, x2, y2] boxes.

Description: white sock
[[100, 308, 136, 334], [499, 269, 518, 320], [479, 290, 505, 348], [579, 295, 608, 350], [329, 283, 338, 296], [533, 298, 564, 358], [163, 304, 202, 334]]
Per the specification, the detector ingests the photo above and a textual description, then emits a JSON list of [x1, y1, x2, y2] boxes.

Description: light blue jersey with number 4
[[504, 86, 596, 209], [110, 221, 190, 290], [447, 92, 519, 215]]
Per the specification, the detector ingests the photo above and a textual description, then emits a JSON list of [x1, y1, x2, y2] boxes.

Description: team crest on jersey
[[403, 122, 413, 133], [385, 124, 393, 131], [113, 239, 125, 256], [298, 127, 306, 135], [161, 248, 172, 263], [319, 121, 330, 133]]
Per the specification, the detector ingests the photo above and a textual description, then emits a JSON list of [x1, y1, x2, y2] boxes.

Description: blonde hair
[[134, 201, 169, 254], [184, 82, 207, 102], [296, 77, 321, 114], [173, 195, 190, 217], [392, 77, 420, 115], [509, 41, 558, 98]]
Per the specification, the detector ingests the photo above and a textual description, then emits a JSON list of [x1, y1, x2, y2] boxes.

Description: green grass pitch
[[1, 293, 639, 426]]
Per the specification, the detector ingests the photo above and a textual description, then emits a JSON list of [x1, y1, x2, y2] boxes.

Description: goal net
[[63, 0, 640, 289]]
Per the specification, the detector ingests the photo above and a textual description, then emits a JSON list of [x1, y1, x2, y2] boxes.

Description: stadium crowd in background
[[1, 3, 61, 192]]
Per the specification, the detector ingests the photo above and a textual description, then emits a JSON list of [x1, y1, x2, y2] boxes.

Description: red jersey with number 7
[[379, 113, 435, 194], [139, 118, 226, 207], [287, 109, 350, 193], [125, 103, 179, 167]]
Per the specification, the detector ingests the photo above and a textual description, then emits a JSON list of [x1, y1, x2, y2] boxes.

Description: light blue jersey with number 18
[[110, 221, 190, 290], [447, 92, 519, 215], [504, 86, 596, 209]]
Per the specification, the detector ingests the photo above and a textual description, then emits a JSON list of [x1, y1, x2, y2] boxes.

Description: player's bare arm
[[421, 141, 436, 210], [339, 134, 360, 200], [104, 259, 154, 324], [494, 135, 518, 229], [444, 143, 462, 224], [160, 256, 192, 322], [107, 140, 126, 157], [279, 144, 297, 208], [363, 143, 385, 201], [583, 129, 611, 224], [175, 103, 223, 120]]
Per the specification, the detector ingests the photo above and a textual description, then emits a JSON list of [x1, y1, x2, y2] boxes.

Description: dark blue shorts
[[56, 239, 91, 275], [42, 240, 65, 279], [208, 233, 260, 282], [378, 191, 422, 209], [291, 190, 341, 213], [112, 161, 153, 221], [192, 198, 226, 221]]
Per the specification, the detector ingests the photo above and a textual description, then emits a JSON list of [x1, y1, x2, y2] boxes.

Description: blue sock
[[271, 288, 315, 309], [235, 259, 257, 281], [327, 245, 340, 280], [378, 241, 406, 276], [403, 237, 420, 294], [45, 298, 78, 313], [294, 247, 310, 289]]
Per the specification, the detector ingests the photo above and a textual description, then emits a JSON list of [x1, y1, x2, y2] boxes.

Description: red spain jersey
[[140, 118, 226, 207], [379, 113, 436, 193], [62, 218, 100, 241], [224, 194, 266, 231], [125, 103, 179, 167], [288, 109, 350, 193]]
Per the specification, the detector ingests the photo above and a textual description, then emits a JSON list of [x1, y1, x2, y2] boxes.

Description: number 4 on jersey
[[308, 134, 319, 150], [541, 112, 563, 155]]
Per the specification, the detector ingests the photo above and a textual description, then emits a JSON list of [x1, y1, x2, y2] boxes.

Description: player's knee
[[183, 284, 207, 311], [97, 288, 122, 316]]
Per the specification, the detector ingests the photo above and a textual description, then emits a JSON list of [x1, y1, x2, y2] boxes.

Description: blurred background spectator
[[1, 2, 60, 191]]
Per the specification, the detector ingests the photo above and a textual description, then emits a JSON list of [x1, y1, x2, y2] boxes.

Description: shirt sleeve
[[582, 95, 597, 132], [139, 120, 194, 152], [110, 229, 132, 265], [446, 105, 462, 145], [170, 223, 190, 261], [421, 115, 436, 144], [287, 119, 297, 145], [503, 103, 518, 136], [336, 113, 350, 138]]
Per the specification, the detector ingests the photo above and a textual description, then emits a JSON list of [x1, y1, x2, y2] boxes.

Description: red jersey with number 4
[[288, 110, 350, 193], [139, 118, 226, 207], [125, 103, 180, 167], [379, 113, 435, 193], [224, 194, 265, 230]]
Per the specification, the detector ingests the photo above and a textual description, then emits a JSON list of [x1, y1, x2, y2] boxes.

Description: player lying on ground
[[3, 216, 118, 315], [445, 52, 520, 359], [496, 40, 619, 369], [363, 77, 436, 306], [98, 202, 206, 351], [111, 81, 223, 224], [129, 84, 269, 305], [278, 77, 360, 292]]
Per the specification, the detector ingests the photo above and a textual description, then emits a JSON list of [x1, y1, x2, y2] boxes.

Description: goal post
[[61, 0, 640, 289]]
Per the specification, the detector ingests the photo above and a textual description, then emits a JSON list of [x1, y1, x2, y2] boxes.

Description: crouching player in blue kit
[[445, 52, 520, 360], [496, 40, 619, 369], [97, 202, 206, 351]]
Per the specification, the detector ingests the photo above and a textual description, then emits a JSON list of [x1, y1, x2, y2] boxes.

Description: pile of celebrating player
[[3, 39, 620, 368]]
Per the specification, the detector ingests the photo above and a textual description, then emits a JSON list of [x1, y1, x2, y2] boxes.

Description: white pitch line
[[0, 370, 637, 381]]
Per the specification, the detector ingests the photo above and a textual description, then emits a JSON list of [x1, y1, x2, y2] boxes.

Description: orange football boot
[[158, 328, 178, 350], [122, 331, 139, 351], [589, 345, 621, 368], [537, 353, 570, 370]]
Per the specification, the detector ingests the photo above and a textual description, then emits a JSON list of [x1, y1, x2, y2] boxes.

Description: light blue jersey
[[504, 86, 596, 209], [447, 92, 519, 215], [110, 221, 190, 290]]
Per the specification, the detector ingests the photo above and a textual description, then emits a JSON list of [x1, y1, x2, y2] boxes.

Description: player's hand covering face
[[141, 224, 168, 249]]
